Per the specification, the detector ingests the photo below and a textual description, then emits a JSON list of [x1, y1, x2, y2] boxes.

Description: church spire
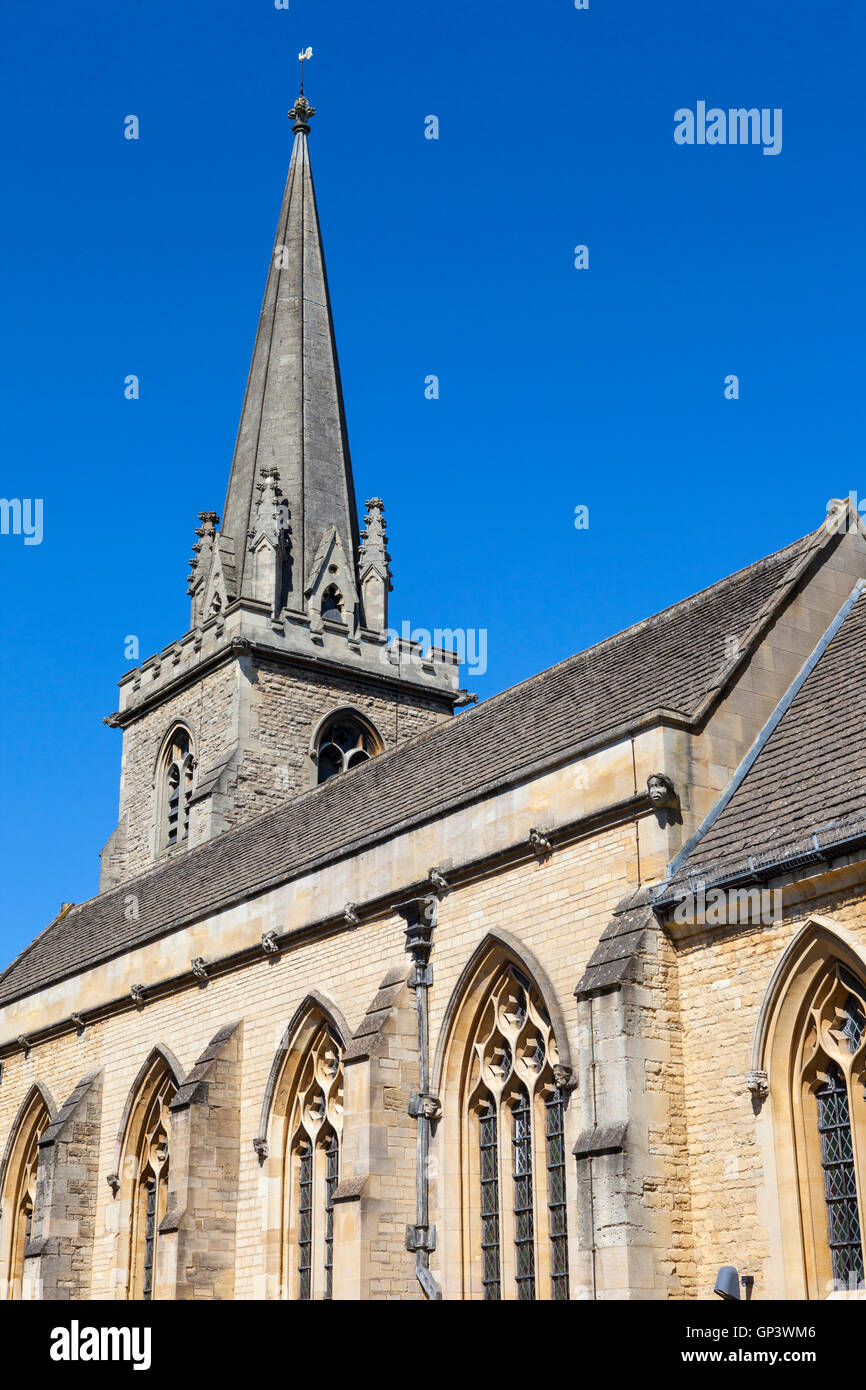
[[218, 83, 361, 612]]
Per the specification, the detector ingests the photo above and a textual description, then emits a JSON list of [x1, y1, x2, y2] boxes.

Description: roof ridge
[[449, 520, 822, 723], [39, 520, 829, 927]]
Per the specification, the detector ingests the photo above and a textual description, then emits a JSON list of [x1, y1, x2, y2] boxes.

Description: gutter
[[653, 817, 866, 912]]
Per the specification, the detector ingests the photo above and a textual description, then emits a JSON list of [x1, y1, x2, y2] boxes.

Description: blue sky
[[0, 0, 863, 961]]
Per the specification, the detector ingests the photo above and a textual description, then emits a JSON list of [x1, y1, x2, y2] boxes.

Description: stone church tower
[[100, 89, 459, 891]]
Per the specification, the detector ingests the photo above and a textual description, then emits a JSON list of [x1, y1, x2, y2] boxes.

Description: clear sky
[[0, 0, 863, 963]]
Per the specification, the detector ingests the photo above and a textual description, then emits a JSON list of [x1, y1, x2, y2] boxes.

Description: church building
[[2, 86, 866, 1302]]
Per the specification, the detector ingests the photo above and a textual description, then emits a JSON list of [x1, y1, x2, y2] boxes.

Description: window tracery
[[1, 1091, 50, 1301], [159, 727, 194, 849], [314, 712, 380, 784], [464, 966, 570, 1300], [122, 1062, 177, 1301], [283, 1021, 344, 1300], [800, 968, 866, 1290]]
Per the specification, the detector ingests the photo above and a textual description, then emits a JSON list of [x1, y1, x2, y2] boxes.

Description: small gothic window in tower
[[161, 728, 194, 849], [320, 585, 344, 623], [315, 713, 381, 784]]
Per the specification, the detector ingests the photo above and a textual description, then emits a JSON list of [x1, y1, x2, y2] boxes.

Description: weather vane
[[289, 48, 315, 131]]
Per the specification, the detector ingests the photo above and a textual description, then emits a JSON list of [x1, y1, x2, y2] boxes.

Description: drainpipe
[[398, 894, 442, 1301], [588, 992, 598, 1300]]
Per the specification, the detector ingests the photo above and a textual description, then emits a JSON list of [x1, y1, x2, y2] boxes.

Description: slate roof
[[0, 521, 833, 1010], [575, 889, 656, 998], [662, 583, 866, 895]]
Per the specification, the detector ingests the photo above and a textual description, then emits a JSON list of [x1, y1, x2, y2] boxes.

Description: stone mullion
[[309, 1132, 328, 1301]]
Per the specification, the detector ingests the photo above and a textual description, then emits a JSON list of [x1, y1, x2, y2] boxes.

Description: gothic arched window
[[464, 965, 570, 1301], [119, 1056, 177, 1301], [314, 711, 381, 785], [159, 727, 194, 849], [283, 1021, 344, 1300], [0, 1087, 51, 1301], [799, 970, 866, 1291], [320, 585, 344, 623]]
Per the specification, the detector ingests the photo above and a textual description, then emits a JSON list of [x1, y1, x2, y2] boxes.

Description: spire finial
[[290, 48, 315, 132]]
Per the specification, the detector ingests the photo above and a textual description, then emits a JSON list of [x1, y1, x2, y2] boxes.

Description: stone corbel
[[252, 1136, 269, 1163], [191, 957, 209, 984], [428, 866, 449, 895], [106, 1172, 121, 1196], [261, 930, 280, 955], [529, 826, 553, 858], [746, 1069, 769, 1101], [344, 902, 361, 927], [130, 984, 146, 1004], [408, 1092, 442, 1122]]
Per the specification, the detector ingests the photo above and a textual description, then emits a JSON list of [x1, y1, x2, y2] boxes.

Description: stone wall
[[26, 1071, 103, 1300], [670, 876, 866, 1300], [0, 810, 641, 1299], [102, 651, 449, 889]]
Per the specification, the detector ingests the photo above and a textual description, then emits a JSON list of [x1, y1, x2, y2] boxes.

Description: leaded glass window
[[545, 1088, 570, 1300], [842, 991, 866, 1054], [285, 1022, 344, 1300], [465, 965, 571, 1299], [126, 1062, 175, 1301], [796, 966, 866, 1293], [512, 1088, 535, 1300], [142, 1179, 157, 1301], [817, 1062, 863, 1288], [479, 1097, 501, 1300], [297, 1141, 313, 1301]]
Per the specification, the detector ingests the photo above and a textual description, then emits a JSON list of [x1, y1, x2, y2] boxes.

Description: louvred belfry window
[[465, 966, 571, 1300], [160, 727, 194, 848]]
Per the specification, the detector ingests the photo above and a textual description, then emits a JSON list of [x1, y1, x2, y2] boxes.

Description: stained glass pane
[[817, 1062, 864, 1289]]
